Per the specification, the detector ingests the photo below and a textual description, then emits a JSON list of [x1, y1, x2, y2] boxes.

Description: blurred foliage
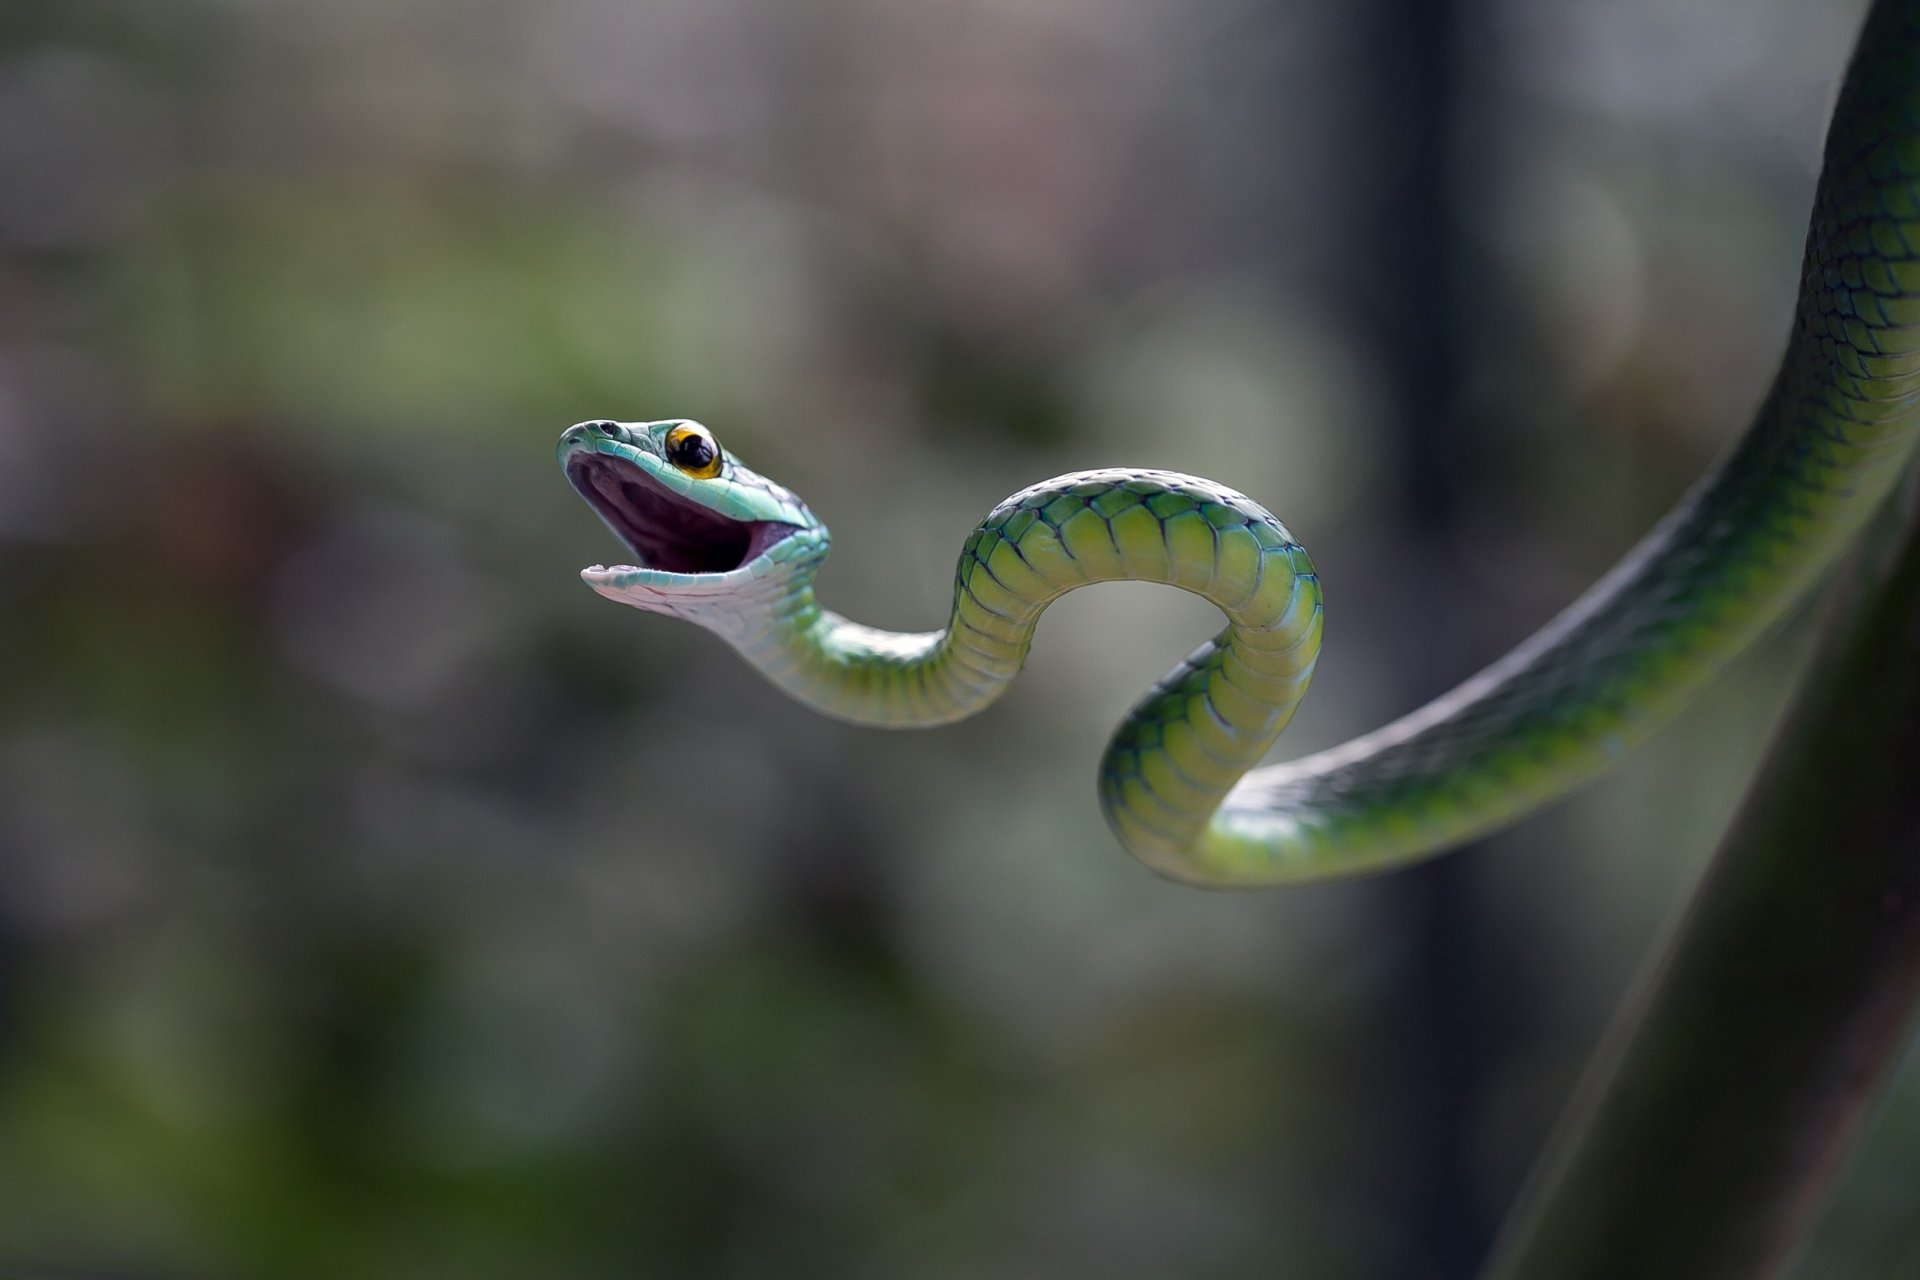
[[0, 0, 1914, 1276]]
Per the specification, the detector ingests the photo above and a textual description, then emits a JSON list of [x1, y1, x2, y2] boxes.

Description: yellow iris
[[664, 422, 723, 479]]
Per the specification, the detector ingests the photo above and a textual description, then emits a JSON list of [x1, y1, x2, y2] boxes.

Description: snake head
[[559, 419, 829, 626]]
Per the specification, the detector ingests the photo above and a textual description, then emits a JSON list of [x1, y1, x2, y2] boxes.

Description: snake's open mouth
[[566, 453, 796, 575]]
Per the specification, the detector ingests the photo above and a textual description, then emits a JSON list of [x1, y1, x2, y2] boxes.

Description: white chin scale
[[580, 563, 786, 638]]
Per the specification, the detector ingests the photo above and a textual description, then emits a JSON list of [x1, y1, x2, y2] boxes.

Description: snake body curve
[[562, 1, 1920, 887]]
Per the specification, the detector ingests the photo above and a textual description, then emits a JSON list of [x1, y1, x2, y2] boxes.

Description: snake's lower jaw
[[581, 564, 739, 619], [579, 533, 827, 629]]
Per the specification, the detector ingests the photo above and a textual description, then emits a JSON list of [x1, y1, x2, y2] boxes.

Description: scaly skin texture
[[564, 2, 1920, 888]]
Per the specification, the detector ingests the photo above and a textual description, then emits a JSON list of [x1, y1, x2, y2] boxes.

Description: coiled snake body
[[562, 1, 1920, 887]]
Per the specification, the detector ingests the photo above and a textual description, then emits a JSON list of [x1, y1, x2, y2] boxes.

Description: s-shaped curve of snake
[[562, 0, 1920, 888]]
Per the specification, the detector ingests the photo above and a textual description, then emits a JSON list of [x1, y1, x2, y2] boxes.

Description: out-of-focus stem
[[1481, 474, 1920, 1280]]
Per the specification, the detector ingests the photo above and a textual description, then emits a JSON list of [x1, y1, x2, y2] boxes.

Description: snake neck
[[702, 470, 1325, 875]]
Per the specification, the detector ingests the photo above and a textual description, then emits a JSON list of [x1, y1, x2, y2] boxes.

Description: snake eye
[[664, 422, 723, 479]]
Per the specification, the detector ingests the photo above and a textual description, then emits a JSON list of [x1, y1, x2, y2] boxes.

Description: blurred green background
[[2, 0, 1915, 1276]]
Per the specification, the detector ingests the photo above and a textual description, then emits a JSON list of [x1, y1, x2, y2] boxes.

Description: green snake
[[561, 2, 1920, 888]]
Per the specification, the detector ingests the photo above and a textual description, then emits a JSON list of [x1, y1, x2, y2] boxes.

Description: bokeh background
[[2, 0, 1917, 1276]]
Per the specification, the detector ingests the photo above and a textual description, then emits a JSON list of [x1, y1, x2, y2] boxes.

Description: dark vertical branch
[[1482, 476, 1920, 1280], [1364, 0, 1467, 530], [1346, 0, 1489, 1274]]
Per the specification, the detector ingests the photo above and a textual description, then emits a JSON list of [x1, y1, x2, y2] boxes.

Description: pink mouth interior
[[566, 453, 788, 574]]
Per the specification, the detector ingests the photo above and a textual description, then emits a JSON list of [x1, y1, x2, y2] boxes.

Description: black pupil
[[671, 432, 715, 469]]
